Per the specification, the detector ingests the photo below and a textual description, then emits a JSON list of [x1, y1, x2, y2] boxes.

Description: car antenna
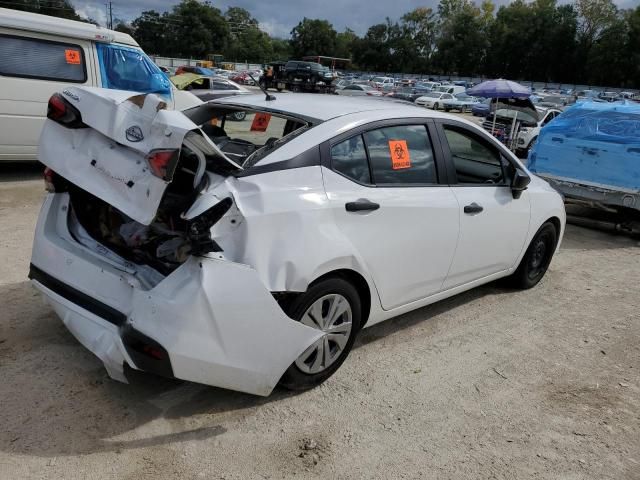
[[248, 73, 276, 101]]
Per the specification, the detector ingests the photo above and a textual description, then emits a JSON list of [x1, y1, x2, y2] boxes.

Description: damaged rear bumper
[[30, 194, 323, 396], [539, 174, 640, 212]]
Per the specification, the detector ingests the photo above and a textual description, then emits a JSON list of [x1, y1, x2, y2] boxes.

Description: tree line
[[2, 0, 639, 87]]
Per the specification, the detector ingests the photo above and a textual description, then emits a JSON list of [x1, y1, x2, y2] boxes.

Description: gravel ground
[[0, 166, 638, 480]]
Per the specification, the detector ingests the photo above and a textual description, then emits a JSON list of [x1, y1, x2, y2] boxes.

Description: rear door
[[0, 31, 94, 161], [322, 120, 459, 310], [436, 121, 531, 289]]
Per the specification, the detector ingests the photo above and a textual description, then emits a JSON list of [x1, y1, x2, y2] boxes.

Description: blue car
[[472, 98, 492, 116]]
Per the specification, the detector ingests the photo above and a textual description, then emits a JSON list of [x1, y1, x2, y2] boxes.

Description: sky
[[72, 0, 639, 38]]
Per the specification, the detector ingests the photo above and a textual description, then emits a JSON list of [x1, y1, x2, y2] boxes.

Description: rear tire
[[507, 222, 557, 289], [279, 277, 361, 391], [433, 102, 439, 110]]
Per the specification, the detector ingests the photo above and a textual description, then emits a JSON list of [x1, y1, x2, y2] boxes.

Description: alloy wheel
[[294, 294, 353, 374]]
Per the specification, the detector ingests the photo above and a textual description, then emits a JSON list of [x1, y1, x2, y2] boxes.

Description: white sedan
[[336, 84, 383, 96], [415, 91, 454, 109], [31, 87, 565, 396]]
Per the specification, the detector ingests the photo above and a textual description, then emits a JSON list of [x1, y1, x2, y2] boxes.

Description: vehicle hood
[[38, 86, 240, 225]]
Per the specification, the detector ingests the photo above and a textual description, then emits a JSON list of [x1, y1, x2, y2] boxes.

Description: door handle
[[345, 199, 380, 212], [463, 202, 484, 214]]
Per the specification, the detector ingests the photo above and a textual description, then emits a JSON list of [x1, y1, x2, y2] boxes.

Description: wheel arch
[[308, 269, 373, 329]]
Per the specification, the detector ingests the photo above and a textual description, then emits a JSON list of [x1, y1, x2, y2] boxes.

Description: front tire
[[508, 222, 557, 289], [279, 277, 361, 391], [433, 102, 439, 110]]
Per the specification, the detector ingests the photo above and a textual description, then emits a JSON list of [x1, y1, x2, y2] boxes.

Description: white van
[[0, 8, 201, 161], [434, 85, 466, 95]]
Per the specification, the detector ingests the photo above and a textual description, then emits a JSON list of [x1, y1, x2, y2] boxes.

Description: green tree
[[270, 38, 292, 61], [290, 18, 337, 57], [168, 0, 229, 58], [114, 22, 135, 36], [352, 20, 397, 71], [434, 1, 488, 75], [335, 28, 358, 59], [131, 11, 168, 55], [400, 8, 437, 72], [1, 0, 81, 20], [626, 6, 640, 87], [223, 7, 271, 62]]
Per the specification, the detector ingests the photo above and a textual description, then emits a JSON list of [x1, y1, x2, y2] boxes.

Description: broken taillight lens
[[146, 149, 180, 182], [47, 93, 86, 128], [43, 167, 56, 192]]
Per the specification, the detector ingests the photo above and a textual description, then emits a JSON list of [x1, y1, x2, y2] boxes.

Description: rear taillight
[[146, 149, 179, 182], [44, 167, 56, 192], [47, 93, 86, 128]]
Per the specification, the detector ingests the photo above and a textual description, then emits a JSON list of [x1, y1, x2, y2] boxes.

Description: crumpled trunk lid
[[38, 86, 240, 225]]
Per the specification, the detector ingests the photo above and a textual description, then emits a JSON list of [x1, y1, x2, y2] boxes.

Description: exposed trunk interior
[[67, 146, 228, 276]]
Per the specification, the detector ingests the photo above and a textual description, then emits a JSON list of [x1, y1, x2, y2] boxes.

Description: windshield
[[96, 43, 172, 98]]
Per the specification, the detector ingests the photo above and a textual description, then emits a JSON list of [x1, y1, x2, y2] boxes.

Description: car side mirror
[[511, 169, 531, 199]]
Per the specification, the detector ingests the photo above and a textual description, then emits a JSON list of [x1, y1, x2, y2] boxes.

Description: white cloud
[[73, 1, 108, 26]]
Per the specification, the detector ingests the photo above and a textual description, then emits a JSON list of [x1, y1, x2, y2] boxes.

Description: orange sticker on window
[[388, 140, 411, 169], [65, 49, 81, 65], [250, 113, 271, 132]]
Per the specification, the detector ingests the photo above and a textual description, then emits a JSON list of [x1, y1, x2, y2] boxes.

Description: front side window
[[96, 43, 171, 98], [443, 126, 505, 184], [331, 135, 371, 184], [0, 34, 86, 82], [363, 125, 437, 185]]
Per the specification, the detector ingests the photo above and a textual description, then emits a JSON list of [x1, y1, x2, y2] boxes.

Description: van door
[[0, 31, 93, 161]]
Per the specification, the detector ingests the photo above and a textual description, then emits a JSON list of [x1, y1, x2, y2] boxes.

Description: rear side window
[[331, 135, 371, 184], [363, 125, 437, 184], [0, 34, 86, 83]]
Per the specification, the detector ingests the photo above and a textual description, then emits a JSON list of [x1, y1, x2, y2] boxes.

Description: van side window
[[0, 34, 86, 83]]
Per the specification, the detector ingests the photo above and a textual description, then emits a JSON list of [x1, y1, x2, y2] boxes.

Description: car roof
[[0, 7, 138, 46], [212, 93, 439, 122]]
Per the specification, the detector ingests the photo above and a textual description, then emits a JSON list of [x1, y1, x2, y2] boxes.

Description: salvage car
[[30, 88, 565, 396], [514, 107, 562, 156]]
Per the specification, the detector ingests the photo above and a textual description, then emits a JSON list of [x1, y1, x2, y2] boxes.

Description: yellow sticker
[[388, 140, 411, 169], [65, 49, 81, 65]]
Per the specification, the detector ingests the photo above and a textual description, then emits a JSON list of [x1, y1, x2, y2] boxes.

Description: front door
[[322, 122, 460, 310], [436, 122, 531, 289]]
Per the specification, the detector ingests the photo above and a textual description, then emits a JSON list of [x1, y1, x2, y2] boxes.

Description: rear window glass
[[0, 34, 86, 83], [191, 109, 308, 167]]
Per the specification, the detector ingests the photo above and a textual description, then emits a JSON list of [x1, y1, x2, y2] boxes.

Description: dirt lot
[[0, 165, 638, 480]]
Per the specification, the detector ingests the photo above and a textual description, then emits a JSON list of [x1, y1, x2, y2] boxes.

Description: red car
[[229, 72, 255, 86]]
